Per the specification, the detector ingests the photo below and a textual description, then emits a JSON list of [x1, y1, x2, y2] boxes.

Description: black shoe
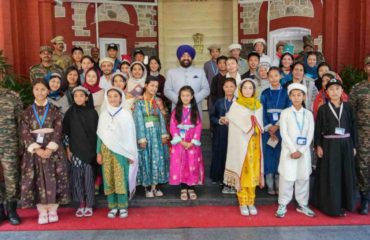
[[7, 201, 21, 225], [0, 203, 7, 224], [358, 192, 369, 215]]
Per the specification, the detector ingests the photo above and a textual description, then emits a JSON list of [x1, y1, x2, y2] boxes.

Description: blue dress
[[210, 97, 233, 182], [280, 70, 292, 86], [134, 98, 169, 187], [260, 87, 291, 175]]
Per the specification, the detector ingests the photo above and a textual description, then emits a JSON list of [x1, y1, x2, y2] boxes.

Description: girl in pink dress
[[169, 86, 204, 201]]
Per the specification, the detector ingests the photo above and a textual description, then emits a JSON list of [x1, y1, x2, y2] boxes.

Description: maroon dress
[[20, 102, 70, 208]]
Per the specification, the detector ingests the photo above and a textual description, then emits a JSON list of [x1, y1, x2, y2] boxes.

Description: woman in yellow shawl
[[224, 78, 265, 216]]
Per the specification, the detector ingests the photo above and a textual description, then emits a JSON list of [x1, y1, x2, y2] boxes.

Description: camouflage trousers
[[0, 147, 20, 202], [356, 134, 370, 192]]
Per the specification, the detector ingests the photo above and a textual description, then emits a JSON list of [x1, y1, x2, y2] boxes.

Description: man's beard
[[180, 59, 192, 68]]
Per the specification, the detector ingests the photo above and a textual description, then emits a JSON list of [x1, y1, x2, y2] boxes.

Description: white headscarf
[[127, 61, 147, 92], [97, 86, 138, 197]]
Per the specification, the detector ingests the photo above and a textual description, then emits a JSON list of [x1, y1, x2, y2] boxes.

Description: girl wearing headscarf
[[63, 86, 99, 218], [127, 61, 147, 98], [224, 78, 264, 217], [20, 79, 70, 224], [83, 67, 104, 112], [45, 72, 69, 115], [96, 87, 138, 219]]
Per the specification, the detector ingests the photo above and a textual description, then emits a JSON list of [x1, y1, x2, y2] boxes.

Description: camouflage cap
[[365, 55, 370, 65], [39, 45, 53, 53], [51, 36, 65, 44], [303, 35, 314, 48]]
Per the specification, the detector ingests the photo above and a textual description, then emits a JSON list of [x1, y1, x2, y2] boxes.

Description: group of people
[[0, 34, 369, 227]]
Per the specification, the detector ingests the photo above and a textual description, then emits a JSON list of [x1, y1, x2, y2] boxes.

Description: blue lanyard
[[269, 87, 282, 109], [109, 107, 123, 118], [210, 61, 219, 75], [293, 110, 305, 135], [32, 102, 49, 128], [182, 107, 191, 123], [224, 96, 234, 113]]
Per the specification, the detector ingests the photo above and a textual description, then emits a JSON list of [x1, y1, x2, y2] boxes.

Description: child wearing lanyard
[[169, 86, 204, 201], [210, 78, 237, 194], [133, 78, 169, 198], [275, 83, 315, 218], [260, 67, 291, 195], [97, 87, 138, 219], [20, 79, 70, 224], [312, 78, 358, 217]]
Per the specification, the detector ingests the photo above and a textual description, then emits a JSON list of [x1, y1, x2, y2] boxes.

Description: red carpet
[[0, 204, 369, 231]]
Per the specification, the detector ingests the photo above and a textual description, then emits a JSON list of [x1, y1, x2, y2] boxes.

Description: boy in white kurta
[[275, 83, 315, 218]]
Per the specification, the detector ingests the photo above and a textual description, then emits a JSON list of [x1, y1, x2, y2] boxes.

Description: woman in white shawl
[[224, 78, 265, 216], [126, 61, 147, 98], [97, 87, 138, 219]]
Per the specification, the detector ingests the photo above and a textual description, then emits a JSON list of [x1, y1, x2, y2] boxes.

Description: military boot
[[0, 203, 6, 224], [7, 201, 21, 225], [358, 191, 369, 215]]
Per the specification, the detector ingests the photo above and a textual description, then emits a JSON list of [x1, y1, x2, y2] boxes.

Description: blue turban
[[176, 45, 196, 60]]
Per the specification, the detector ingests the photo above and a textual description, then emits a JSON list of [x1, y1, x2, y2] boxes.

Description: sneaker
[[48, 212, 59, 223], [153, 189, 164, 197], [107, 208, 118, 218], [75, 208, 84, 218], [119, 209, 128, 218], [275, 204, 287, 218], [38, 213, 48, 225], [296, 205, 315, 217], [248, 205, 258, 215], [221, 186, 229, 194], [145, 190, 155, 198], [228, 187, 237, 194], [240, 206, 250, 216], [84, 207, 93, 217]]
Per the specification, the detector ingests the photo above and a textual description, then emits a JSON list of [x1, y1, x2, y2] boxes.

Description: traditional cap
[[303, 35, 314, 48], [71, 46, 84, 54], [326, 78, 343, 89], [50, 72, 62, 80], [111, 71, 127, 82], [99, 57, 114, 67], [228, 43, 242, 51], [133, 49, 145, 57], [51, 36, 65, 44], [258, 62, 271, 70], [364, 55, 370, 65], [240, 78, 257, 88], [72, 86, 90, 96], [176, 45, 196, 60], [39, 45, 53, 53], [253, 38, 266, 46], [207, 44, 221, 51], [121, 54, 132, 64], [107, 43, 118, 51], [283, 43, 295, 55], [288, 83, 307, 95]]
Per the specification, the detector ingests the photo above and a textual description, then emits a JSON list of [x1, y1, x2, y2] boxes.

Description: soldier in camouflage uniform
[[29, 46, 63, 84], [51, 36, 72, 70], [0, 87, 23, 225], [296, 35, 325, 64], [349, 55, 370, 215]]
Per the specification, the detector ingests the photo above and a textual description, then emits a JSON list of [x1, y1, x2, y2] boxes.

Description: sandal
[[84, 207, 93, 217], [107, 208, 118, 218], [188, 189, 197, 200], [75, 208, 84, 218], [180, 189, 188, 201]]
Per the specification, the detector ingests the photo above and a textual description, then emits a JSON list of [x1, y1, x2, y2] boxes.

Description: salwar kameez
[[98, 139, 130, 209], [237, 126, 261, 206]]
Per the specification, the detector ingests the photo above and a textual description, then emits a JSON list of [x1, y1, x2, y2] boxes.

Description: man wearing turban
[[164, 45, 210, 114]]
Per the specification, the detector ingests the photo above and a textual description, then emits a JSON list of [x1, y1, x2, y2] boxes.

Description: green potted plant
[[339, 65, 366, 93]]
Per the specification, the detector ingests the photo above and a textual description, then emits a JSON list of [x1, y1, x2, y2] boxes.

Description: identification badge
[[145, 121, 154, 128], [335, 127, 345, 135], [180, 129, 186, 139], [36, 133, 45, 144], [297, 137, 307, 145], [272, 113, 279, 121]]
